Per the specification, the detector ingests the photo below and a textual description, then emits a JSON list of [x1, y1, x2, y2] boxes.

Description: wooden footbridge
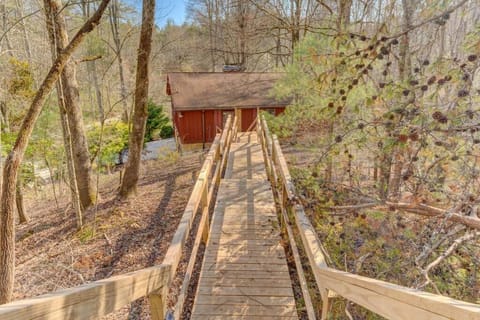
[[1, 116, 480, 319]]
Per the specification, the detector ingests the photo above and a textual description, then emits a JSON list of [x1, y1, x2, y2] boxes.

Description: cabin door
[[241, 108, 257, 132]]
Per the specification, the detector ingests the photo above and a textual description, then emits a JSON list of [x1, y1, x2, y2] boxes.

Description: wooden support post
[[320, 290, 332, 320], [149, 283, 169, 320], [235, 108, 241, 132], [201, 181, 209, 243], [215, 146, 222, 186]]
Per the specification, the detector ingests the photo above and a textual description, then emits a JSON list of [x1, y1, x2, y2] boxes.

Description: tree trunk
[[44, 0, 86, 229], [388, 0, 413, 201], [15, 0, 32, 61], [291, 0, 301, 51], [387, 150, 403, 201], [378, 151, 391, 200], [82, 0, 105, 123], [44, 0, 97, 210], [1, 1, 13, 56], [337, 0, 352, 32], [88, 59, 105, 122], [0, 0, 110, 304], [108, 0, 129, 121], [236, 0, 248, 67], [15, 179, 27, 224], [0, 101, 9, 133], [119, 0, 155, 198], [399, 0, 413, 80]]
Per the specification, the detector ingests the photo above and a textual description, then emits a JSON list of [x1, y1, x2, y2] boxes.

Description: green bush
[[88, 121, 129, 167], [145, 100, 171, 142], [159, 124, 174, 138]]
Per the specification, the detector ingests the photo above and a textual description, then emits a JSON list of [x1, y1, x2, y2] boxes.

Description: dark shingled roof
[[167, 72, 291, 111]]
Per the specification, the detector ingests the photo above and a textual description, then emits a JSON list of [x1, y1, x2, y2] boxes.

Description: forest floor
[[14, 151, 202, 319]]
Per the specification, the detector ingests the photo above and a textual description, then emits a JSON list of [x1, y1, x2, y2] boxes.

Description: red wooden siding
[[175, 110, 203, 144], [175, 109, 236, 144], [204, 110, 215, 142], [174, 107, 286, 144], [275, 107, 285, 116]]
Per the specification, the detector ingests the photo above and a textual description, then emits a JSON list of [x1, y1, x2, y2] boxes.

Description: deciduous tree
[[0, 0, 110, 303], [119, 0, 155, 198]]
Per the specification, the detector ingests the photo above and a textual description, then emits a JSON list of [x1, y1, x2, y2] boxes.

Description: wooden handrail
[[172, 115, 235, 318], [257, 116, 315, 319], [0, 116, 237, 320], [258, 115, 480, 320], [0, 264, 170, 319]]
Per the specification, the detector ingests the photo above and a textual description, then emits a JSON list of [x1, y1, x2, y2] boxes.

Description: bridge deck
[[190, 132, 298, 319]]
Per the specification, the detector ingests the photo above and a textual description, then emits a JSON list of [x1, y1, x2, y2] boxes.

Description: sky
[[123, 0, 187, 27]]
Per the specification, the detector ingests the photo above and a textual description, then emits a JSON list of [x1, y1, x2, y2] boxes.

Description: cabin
[[166, 72, 290, 147]]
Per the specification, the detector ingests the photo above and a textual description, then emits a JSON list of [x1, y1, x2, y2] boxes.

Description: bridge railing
[[0, 115, 237, 320], [257, 115, 480, 320]]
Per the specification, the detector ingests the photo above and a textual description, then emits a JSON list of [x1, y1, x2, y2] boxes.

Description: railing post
[[235, 108, 241, 133], [201, 179, 209, 243], [320, 289, 332, 320], [215, 153, 222, 187], [149, 282, 169, 320]]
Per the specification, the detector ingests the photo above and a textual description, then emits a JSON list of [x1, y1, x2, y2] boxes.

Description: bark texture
[[119, 0, 155, 198], [15, 179, 27, 224], [44, 0, 85, 229], [0, 0, 110, 304], [44, 0, 97, 210]]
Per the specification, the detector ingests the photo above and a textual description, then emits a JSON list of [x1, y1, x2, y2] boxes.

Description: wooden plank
[[192, 316, 298, 320], [212, 222, 278, 229], [204, 250, 286, 258], [214, 204, 277, 212], [201, 262, 289, 272], [212, 225, 277, 231], [195, 295, 295, 306], [203, 253, 286, 261], [211, 224, 278, 230], [205, 245, 285, 256], [214, 210, 277, 217], [198, 278, 292, 288], [192, 304, 297, 317], [208, 239, 280, 246], [208, 233, 281, 242], [209, 231, 280, 238], [212, 213, 277, 221], [200, 270, 290, 279], [197, 286, 293, 297], [203, 257, 285, 265], [0, 264, 170, 320]]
